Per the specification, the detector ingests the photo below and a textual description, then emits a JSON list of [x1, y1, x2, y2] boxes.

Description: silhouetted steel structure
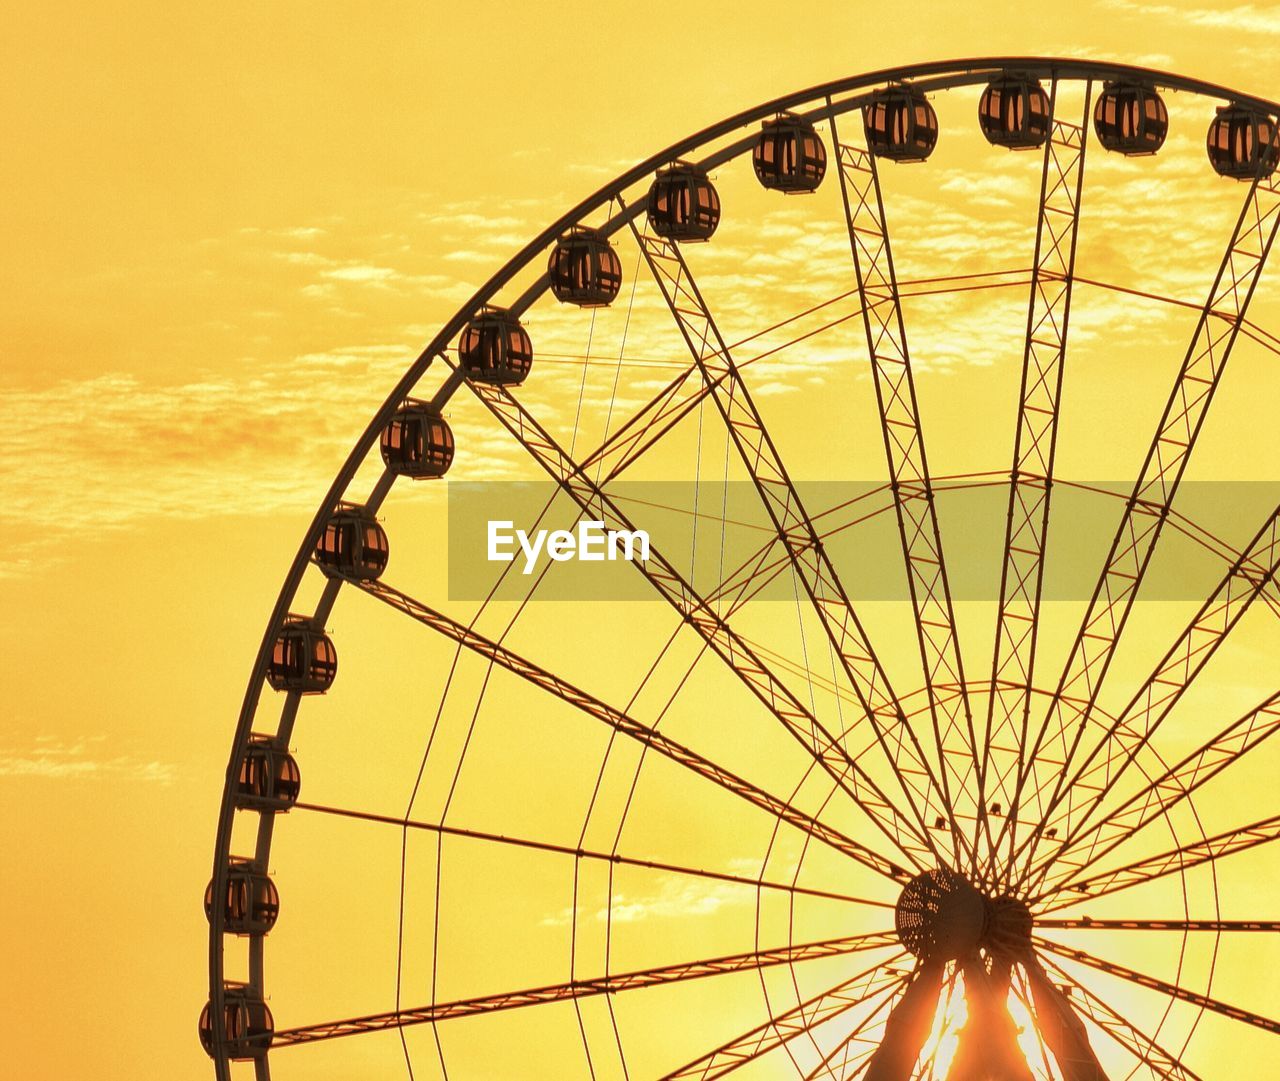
[[209, 58, 1280, 1081]]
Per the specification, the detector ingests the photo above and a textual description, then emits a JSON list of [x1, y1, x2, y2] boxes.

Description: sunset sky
[[5, 3, 1280, 1079]]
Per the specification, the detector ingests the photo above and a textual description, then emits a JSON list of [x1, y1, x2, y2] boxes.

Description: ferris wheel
[[204, 58, 1280, 1080]]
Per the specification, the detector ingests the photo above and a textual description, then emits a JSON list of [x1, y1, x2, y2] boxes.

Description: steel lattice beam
[[295, 799, 893, 910], [628, 215, 956, 870], [663, 952, 909, 1079], [1039, 918, 1280, 932], [1036, 938, 1280, 1035], [999, 167, 1280, 885], [802, 980, 905, 1081], [1021, 504, 1280, 893], [1035, 954, 1203, 1081], [1039, 810, 1280, 910], [1035, 689, 1280, 896], [982, 82, 1091, 883], [354, 577, 912, 882], [272, 930, 901, 1047], [830, 104, 980, 858], [450, 357, 939, 878]]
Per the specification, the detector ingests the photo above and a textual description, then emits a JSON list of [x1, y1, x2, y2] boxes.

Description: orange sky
[[5, 3, 1280, 1079]]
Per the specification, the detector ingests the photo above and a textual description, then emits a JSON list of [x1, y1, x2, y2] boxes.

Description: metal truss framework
[[1035, 955, 1203, 1081], [999, 165, 1280, 884], [663, 952, 909, 1079], [1024, 506, 1280, 894], [1036, 938, 1280, 1035], [1041, 810, 1280, 910], [353, 576, 909, 881], [272, 931, 901, 1048], [626, 211, 955, 869], [981, 82, 1091, 883], [1036, 689, 1280, 895], [829, 105, 980, 865]]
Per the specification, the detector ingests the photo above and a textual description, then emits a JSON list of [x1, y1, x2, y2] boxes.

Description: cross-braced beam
[[1020, 504, 1280, 894], [663, 952, 909, 1079], [829, 103, 980, 859], [295, 799, 895, 910], [355, 577, 911, 882], [1039, 810, 1280, 910], [1035, 689, 1280, 896], [1038, 917, 1280, 932], [1035, 954, 1203, 1081], [802, 980, 905, 1080], [271, 930, 901, 1047], [997, 166, 1280, 886], [627, 211, 959, 868], [1036, 937, 1280, 1035], [981, 82, 1091, 883], [450, 357, 944, 877]]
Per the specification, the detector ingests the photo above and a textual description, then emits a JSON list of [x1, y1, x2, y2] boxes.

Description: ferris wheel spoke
[[661, 951, 909, 1080], [800, 978, 905, 1081], [1033, 952, 1204, 1081], [625, 210, 963, 871], [1039, 917, 1280, 932], [271, 931, 901, 1049], [1036, 810, 1280, 911], [1033, 689, 1280, 897], [1017, 504, 1280, 895], [581, 284, 860, 483], [982, 81, 1091, 885], [1002, 169, 1280, 888], [829, 106, 981, 864], [1034, 937, 1280, 1037], [452, 365, 943, 876], [293, 798, 895, 909], [582, 273, 1026, 485], [353, 576, 915, 882]]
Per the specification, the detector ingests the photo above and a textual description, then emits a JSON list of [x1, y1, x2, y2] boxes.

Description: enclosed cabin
[[978, 74, 1050, 150], [458, 307, 533, 386], [548, 226, 623, 306], [1207, 103, 1280, 180], [863, 85, 938, 162], [1093, 82, 1168, 155], [314, 503, 388, 581], [266, 615, 336, 694], [381, 400, 454, 479], [753, 114, 827, 193], [646, 162, 721, 241], [199, 983, 274, 1060], [205, 860, 280, 935], [235, 736, 301, 812]]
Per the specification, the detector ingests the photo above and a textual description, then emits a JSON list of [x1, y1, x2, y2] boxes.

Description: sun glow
[[916, 963, 1058, 1080]]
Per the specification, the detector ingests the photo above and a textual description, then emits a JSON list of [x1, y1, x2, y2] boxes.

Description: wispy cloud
[[0, 736, 175, 784], [1102, 0, 1280, 35], [540, 861, 759, 926]]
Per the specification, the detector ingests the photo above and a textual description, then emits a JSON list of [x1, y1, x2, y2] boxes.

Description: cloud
[[1102, 0, 1280, 35], [322, 264, 400, 284], [539, 861, 759, 926], [0, 736, 175, 784]]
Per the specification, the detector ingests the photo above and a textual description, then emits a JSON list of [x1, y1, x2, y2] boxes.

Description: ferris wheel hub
[[894, 869, 1035, 962]]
